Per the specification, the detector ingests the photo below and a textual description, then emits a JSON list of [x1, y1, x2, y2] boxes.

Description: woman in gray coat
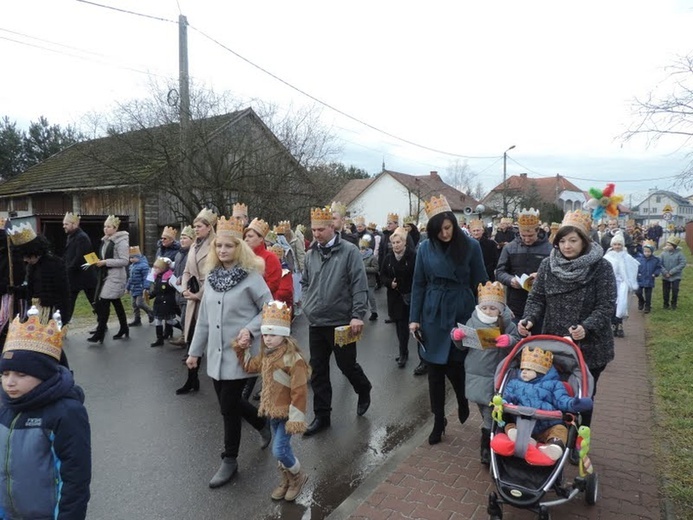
[[186, 219, 273, 489], [88, 215, 130, 344], [519, 211, 616, 427]]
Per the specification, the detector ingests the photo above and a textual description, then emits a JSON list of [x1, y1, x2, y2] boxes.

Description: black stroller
[[487, 335, 599, 520]]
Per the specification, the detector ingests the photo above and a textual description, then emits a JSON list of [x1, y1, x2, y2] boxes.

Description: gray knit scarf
[[207, 265, 248, 292], [548, 243, 603, 283]]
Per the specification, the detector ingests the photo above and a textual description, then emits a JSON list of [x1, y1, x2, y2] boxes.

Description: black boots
[[428, 416, 448, 445], [151, 325, 164, 347], [176, 366, 200, 395], [163, 323, 173, 339], [242, 377, 257, 401], [480, 428, 491, 465], [113, 326, 129, 340], [87, 330, 105, 344], [128, 317, 142, 327], [209, 457, 238, 488]]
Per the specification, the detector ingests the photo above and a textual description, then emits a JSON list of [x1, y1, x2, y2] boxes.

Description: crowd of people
[[0, 194, 687, 517]]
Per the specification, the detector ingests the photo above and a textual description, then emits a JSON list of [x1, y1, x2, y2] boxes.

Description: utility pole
[[502, 145, 515, 217], [179, 15, 191, 178]]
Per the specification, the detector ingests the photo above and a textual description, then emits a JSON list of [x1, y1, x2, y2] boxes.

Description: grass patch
[[69, 293, 133, 330], [646, 241, 693, 518]]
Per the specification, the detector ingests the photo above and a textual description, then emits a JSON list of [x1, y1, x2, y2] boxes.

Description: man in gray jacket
[[301, 206, 372, 436]]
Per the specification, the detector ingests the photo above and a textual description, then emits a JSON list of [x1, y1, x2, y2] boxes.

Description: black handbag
[[187, 276, 200, 294]]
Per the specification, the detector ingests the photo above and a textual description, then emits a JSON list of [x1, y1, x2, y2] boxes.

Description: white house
[[330, 170, 479, 227], [632, 190, 693, 228]]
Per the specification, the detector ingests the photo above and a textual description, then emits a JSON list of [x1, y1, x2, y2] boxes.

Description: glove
[[571, 397, 593, 413], [495, 334, 511, 348], [450, 328, 466, 341]]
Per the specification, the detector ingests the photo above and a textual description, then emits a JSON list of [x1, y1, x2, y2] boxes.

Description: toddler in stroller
[[487, 336, 599, 520]]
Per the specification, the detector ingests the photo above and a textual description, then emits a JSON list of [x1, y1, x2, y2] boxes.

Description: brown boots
[[271, 463, 308, 501]]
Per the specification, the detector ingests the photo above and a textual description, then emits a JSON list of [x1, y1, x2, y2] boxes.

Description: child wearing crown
[[234, 301, 310, 502], [149, 257, 178, 347], [490, 346, 593, 465], [450, 282, 521, 465], [0, 315, 91, 518]]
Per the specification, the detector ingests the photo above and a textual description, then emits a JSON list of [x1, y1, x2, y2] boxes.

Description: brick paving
[[334, 307, 663, 520]]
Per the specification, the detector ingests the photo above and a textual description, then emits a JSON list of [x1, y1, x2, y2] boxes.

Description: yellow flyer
[[83, 252, 99, 265], [334, 325, 362, 347], [476, 327, 501, 349]]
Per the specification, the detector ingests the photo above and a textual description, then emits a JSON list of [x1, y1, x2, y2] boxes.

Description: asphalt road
[[66, 290, 432, 520]]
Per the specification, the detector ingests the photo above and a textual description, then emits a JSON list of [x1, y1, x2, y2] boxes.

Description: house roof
[[500, 174, 585, 201], [0, 110, 252, 197], [330, 170, 478, 212]]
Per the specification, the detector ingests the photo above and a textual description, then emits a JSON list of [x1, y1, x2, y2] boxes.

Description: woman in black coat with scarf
[[380, 227, 416, 369], [519, 211, 616, 427]]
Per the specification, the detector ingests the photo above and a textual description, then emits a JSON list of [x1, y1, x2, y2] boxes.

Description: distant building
[[329, 170, 479, 227], [631, 190, 693, 228]]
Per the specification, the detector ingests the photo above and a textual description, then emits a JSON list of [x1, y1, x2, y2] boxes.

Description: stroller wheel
[[585, 473, 599, 505], [538, 506, 551, 520], [487, 492, 503, 519]]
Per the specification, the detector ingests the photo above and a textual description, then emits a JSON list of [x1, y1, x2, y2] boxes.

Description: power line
[[188, 25, 498, 161], [75, 0, 177, 23]]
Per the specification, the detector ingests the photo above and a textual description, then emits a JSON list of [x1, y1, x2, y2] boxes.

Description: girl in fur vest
[[234, 300, 310, 502]]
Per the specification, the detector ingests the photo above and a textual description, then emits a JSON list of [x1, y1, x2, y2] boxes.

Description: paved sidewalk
[[330, 307, 662, 520]]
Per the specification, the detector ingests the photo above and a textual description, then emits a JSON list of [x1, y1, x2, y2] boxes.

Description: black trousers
[[635, 287, 653, 309], [66, 286, 96, 324], [212, 378, 266, 458], [427, 353, 466, 419], [662, 279, 680, 306], [95, 297, 127, 334], [581, 365, 606, 428], [309, 326, 372, 418], [394, 319, 410, 360]]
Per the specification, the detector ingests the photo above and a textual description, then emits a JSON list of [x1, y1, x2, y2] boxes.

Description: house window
[[656, 196, 661, 203], [13, 197, 28, 211], [0, 199, 8, 212]]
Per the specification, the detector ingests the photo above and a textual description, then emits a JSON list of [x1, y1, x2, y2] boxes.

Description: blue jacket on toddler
[[127, 254, 150, 297], [636, 253, 662, 289]]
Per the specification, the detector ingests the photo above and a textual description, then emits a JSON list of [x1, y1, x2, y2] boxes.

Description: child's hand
[[495, 334, 511, 348], [450, 328, 465, 341], [571, 397, 593, 413]]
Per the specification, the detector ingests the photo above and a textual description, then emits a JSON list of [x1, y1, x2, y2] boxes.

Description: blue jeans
[[270, 418, 296, 469]]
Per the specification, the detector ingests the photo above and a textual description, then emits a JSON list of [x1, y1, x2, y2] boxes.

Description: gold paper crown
[[643, 239, 657, 250], [469, 219, 484, 231], [424, 195, 452, 219], [387, 212, 399, 223], [403, 215, 416, 225], [500, 217, 514, 225], [196, 207, 218, 227], [4, 315, 63, 361], [153, 257, 172, 270], [247, 218, 269, 238], [261, 301, 292, 336], [8, 222, 37, 246], [477, 281, 505, 306], [520, 346, 553, 375], [311, 206, 333, 226], [63, 212, 80, 225], [560, 210, 592, 235], [626, 219, 635, 227], [162, 226, 177, 239], [367, 222, 378, 230], [129, 245, 141, 256], [273, 220, 291, 235], [550, 222, 560, 230], [269, 244, 285, 259], [180, 225, 195, 239], [517, 208, 540, 229], [105, 215, 121, 228], [353, 216, 366, 226], [216, 216, 244, 239], [232, 202, 248, 219], [331, 201, 348, 217]]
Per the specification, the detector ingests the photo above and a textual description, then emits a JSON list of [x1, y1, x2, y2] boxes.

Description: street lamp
[[502, 145, 516, 217]]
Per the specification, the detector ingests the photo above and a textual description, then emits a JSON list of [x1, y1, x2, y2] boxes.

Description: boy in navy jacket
[[635, 240, 662, 313], [0, 315, 91, 519]]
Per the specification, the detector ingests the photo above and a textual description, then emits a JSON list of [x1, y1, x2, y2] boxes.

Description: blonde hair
[[260, 335, 312, 377], [203, 234, 265, 275]]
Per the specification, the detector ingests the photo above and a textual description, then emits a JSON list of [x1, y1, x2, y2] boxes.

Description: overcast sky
[[3, 0, 693, 205]]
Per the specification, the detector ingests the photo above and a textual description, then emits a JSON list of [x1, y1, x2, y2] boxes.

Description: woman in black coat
[[380, 227, 416, 368]]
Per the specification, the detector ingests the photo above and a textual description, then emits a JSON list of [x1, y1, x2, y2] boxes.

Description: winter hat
[[520, 346, 553, 375], [477, 281, 506, 310], [643, 240, 656, 251], [610, 232, 625, 247], [153, 257, 172, 270], [666, 236, 681, 248], [260, 301, 291, 337], [0, 315, 62, 381]]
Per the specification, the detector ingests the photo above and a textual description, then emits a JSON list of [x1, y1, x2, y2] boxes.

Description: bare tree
[[444, 159, 475, 195], [623, 54, 693, 187]]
